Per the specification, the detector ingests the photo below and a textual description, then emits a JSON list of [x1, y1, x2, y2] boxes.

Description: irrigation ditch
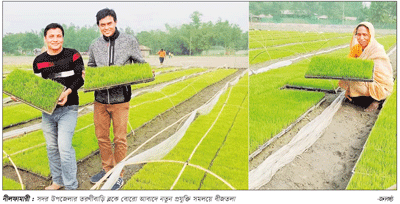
[[249, 42, 396, 190], [3, 67, 246, 190]]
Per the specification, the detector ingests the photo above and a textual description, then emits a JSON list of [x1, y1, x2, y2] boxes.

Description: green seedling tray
[[3, 70, 65, 115], [84, 77, 155, 92], [305, 56, 374, 82], [84, 63, 155, 92]]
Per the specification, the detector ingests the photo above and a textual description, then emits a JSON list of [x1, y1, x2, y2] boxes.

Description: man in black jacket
[[88, 8, 145, 190]]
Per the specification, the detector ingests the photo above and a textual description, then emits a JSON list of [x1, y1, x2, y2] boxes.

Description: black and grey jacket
[[88, 28, 145, 104]]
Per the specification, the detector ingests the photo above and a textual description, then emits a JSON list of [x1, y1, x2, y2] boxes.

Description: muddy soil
[[3, 69, 245, 190], [249, 47, 396, 190]]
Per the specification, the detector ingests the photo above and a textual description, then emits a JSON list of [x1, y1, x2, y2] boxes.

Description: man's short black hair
[[44, 23, 64, 37], [96, 8, 117, 25]]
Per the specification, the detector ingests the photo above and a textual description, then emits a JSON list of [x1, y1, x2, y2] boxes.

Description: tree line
[[2, 11, 248, 56], [250, 2, 396, 26]]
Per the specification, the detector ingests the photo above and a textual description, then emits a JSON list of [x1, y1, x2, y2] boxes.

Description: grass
[[84, 63, 153, 90], [346, 81, 396, 190], [3, 69, 65, 114], [3, 176, 24, 190], [305, 56, 374, 80], [3, 69, 237, 177], [123, 74, 248, 190]]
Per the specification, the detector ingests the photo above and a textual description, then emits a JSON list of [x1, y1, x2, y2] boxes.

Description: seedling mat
[[84, 77, 155, 92], [3, 87, 66, 115]]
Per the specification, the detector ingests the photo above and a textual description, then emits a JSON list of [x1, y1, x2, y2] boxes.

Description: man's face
[[99, 15, 117, 37], [356, 26, 371, 49], [44, 28, 64, 51]]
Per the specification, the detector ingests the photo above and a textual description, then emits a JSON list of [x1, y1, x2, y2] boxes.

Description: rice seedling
[[84, 63, 154, 91], [124, 75, 248, 190], [3, 176, 24, 190], [2, 68, 207, 128], [3, 69, 65, 114], [3, 69, 237, 177], [250, 37, 350, 64], [250, 32, 349, 49], [3, 104, 42, 128], [130, 68, 207, 91], [250, 59, 326, 153], [305, 56, 374, 81], [346, 81, 396, 190]]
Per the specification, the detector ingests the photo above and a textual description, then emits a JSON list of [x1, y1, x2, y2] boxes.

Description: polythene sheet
[[249, 92, 345, 189]]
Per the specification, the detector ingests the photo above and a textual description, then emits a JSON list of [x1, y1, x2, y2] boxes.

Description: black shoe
[[111, 177, 124, 190], [90, 169, 108, 184]]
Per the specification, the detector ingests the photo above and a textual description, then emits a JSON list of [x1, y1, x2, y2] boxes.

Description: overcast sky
[[2, 2, 249, 36]]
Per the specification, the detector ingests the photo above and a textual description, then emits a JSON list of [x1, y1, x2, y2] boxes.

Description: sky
[[2, 2, 249, 36]]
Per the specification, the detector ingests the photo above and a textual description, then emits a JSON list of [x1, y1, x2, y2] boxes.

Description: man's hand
[[82, 70, 85, 80], [57, 88, 72, 106]]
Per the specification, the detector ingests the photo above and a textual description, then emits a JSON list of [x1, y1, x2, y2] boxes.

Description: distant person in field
[[31, 23, 83, 190], [169, 51, 174, 58], [157, 49, 166, 65], [339, 22, 394, 112], [88, 8, 145, 190]]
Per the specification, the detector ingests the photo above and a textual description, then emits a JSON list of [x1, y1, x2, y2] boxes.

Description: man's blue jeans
[[42, 105, 78, 190]]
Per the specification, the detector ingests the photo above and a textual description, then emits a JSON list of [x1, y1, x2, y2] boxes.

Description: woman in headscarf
[[338, 22, 394, 112]]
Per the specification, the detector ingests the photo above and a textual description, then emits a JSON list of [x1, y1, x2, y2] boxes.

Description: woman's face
[[356, 26, 371, 49]]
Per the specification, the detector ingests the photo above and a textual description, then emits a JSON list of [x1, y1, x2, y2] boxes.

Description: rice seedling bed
[[250, 34, 396, 65], [250, 61, 325, 153], [250, 32, 349, 49], [2, 104, 42, 128], [346, 81, 396, 190], [130, 68, 207, 91], [3, 176, 24, 190], [124, 74, 248, 190], [3, 69, 237, 177], [249, 30, 317, 41], [127, 69, 237, 132], [84, 63, 154, 92], [250, 37, 350, 65], [305, 56, 374, 81], [3, 70, 65, 114]]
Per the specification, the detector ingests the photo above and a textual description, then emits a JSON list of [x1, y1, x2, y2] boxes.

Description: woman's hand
[[11, 96, 18, 102]]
